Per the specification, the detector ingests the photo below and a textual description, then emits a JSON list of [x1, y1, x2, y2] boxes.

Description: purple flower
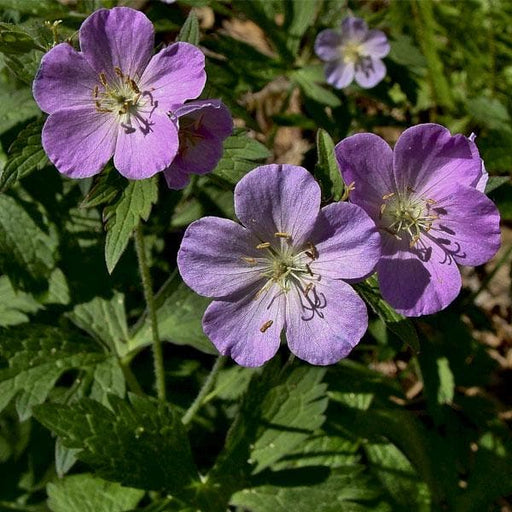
[[32, 7, 206, 179], [335, 123, 501, 317], [314, 16, 390, 89], [177, 164, 381, 367], [163, 99, 233, 190]]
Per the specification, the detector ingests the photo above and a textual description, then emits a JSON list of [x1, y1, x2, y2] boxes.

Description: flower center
[[341, 42, 362, 64], [380, 191, 439, 247]]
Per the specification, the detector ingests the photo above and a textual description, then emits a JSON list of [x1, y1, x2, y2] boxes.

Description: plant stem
[[134, 224, 166, 401], [120, 356, 145, 396], [182, 356, 227, 425]]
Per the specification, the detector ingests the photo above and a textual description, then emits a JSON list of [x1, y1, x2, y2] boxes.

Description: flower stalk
[[134, 224, 166, 401]]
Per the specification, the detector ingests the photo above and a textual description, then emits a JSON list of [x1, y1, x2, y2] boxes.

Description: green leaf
[[0, 22, 46, 55], [489, 182, 512, 220], [283, 0, 317, 55], [68, 292, 132, 357], [0, 194, 57, 292], [355, 276, 419, 353], [0, 275, 41, 327], [0, 118, 48, 191], [131, 272, 216, 355], [177, 10, 200, 45], [0, 324, 105, 420], [291, 66, 341, 108], [485, 176, 509, 194], [436, 357, 454, 405], [47, 473, 144, 512], [314, 129, 344, 201], [467, 97, 511, 131], [0, 0, 67, 16], [103, 177, 158, 274], [0, 87, 39, 136], [212, 130, 270, 185], [89, 357, 126, 405], [231, 466, 384, 512], [80, 164, 124, 208], [34, 394, 199, 495]]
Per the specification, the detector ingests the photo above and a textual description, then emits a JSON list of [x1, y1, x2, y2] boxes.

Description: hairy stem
[[134, 224, 166, 401]]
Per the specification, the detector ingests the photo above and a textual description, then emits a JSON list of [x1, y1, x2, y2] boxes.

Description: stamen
[[241, 256, 256, 264], [93, 85, 99, 98], [303, 283, 314, 296], [407, 186, 416, 193], [274, 232, 291, 239], [99, 72, 108, 87], [410, 235, 420, 248], [260, 320, 273, 333], [114, 66, 124, 78], [256, 242, 271, 249], [341, 181, 356, 201], [305, 263, 313, 276], [305, 242, 318, 260], [128, 79, 140, 94], [379, 203, 387, 219], [426, 198, 437, 205], [382, 192, 395, 200]]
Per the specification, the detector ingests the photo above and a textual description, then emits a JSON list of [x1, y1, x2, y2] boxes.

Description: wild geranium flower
[[314, 16, 390, 89], [178, 164, 381, 367], [335, 123, 501, 317], [32, 7, 206, 179], [163, 99, 233, 189]]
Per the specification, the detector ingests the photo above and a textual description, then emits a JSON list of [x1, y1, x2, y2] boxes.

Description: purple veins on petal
[[335, 123, 501, 317], [314, 16, 390, 89], [32, 7, 207, 179], [178, 164, 381, 366]]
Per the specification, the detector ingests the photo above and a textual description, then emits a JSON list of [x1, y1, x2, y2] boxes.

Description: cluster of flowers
[[33, 8, 501, 368]]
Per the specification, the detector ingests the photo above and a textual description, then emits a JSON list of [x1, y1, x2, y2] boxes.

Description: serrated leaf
[[177, 10, 200, 45], [355, 276, 419, 353], [47, 473, 144, 512], [68, 292, 132, 357], [80, 164, 124, 208], [0, 117, 48, 191], [0, 194, 57, 292], [0, 275, 41, 326], [131, 272, 216, 355], [89, 357, 126, 405], [231, 466, 384, 512], [103, 177, 158, 273], [0, 22, 45, 55], [0, 325, 105, 420], [291, 67, 341, 107], [314, 129, 344, 201], [0, 87, 39, 135], [212, 130, 270, 185], [34, 394, 199, 495]]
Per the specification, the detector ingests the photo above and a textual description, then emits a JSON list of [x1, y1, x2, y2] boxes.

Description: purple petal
[[203, 283, 285, 367], [311, 202, 381, 281], [42, 107, 116, 178], [314, 29, 343, 62], [234, 164, 321, 248], [113, 110, 178, 179], [360, 30, 390, 58], [354, 57, 386, 88], [429, 185, 501, 266], [393, 124, 482, 198], [285, 278, 367, 365], [164, 168, 191, 189], [79, 7, 154, 83], [335, 133, 395, 219], [32, 43, 96, 114], [325, 60, 354, 89], [341, 17, 368, 43], [177, 216, 268, 299], [139, 43, 206, 112], [377, 236, 461, 317]]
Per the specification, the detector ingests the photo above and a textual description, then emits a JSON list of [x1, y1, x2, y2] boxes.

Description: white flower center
[[380, 190, 439, 247], [341, 42, 363, 64]]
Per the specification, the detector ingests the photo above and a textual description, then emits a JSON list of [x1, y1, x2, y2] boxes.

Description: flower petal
[[178, 216, 269, 299], [360, 30, 390, 58], [285, 279, 367, 365], [42, 107, 116, 178], [234, 164, 321, 248], [325, 60, 354, 89], [79, 7, 154, 82], [335, 133, 395, 219], [311, 202, 380, 280], [314, 29, 343, 62], [164, 168, 191, 190], [341, 17, 368, 43], [203, 283, 285, 367], [113, 110, 178, 179], [377, 235, 461, 317], [393, 124, 482, 198], [354, 57, 386, 88], [139, 42, 206, 112], [32, 43, 96, 114], [429, 184, 501, 266]]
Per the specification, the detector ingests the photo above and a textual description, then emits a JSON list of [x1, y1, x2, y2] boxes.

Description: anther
[[379, 203, 387, 219], [305, 242, 318, 260], [274, 232, 291, 239], [129, 79, 140, 94], [410, 235, 420, 248], [241, 256, 256, 264], [304, 283, 314, 296], [93, 85, 99, 98], [114, 67, 124, 78], [260, 320, 273, 333], [341, 181, 356, 201], [99, 72, 108, 86], [426, 198, 437, 205], [382, 192, 395, 200], [407, 186, 416, 193], [256, 242, 271, 249], [305, 263, 313, 276]]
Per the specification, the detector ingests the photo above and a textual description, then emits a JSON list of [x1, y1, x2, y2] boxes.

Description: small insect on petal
[[260, 320, 273, 333]]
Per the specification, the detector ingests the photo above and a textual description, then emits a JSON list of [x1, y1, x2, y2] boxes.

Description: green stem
[[182, 356, 227, 425], [134, 224, 166, 401], [120, 356, 145, 396]]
